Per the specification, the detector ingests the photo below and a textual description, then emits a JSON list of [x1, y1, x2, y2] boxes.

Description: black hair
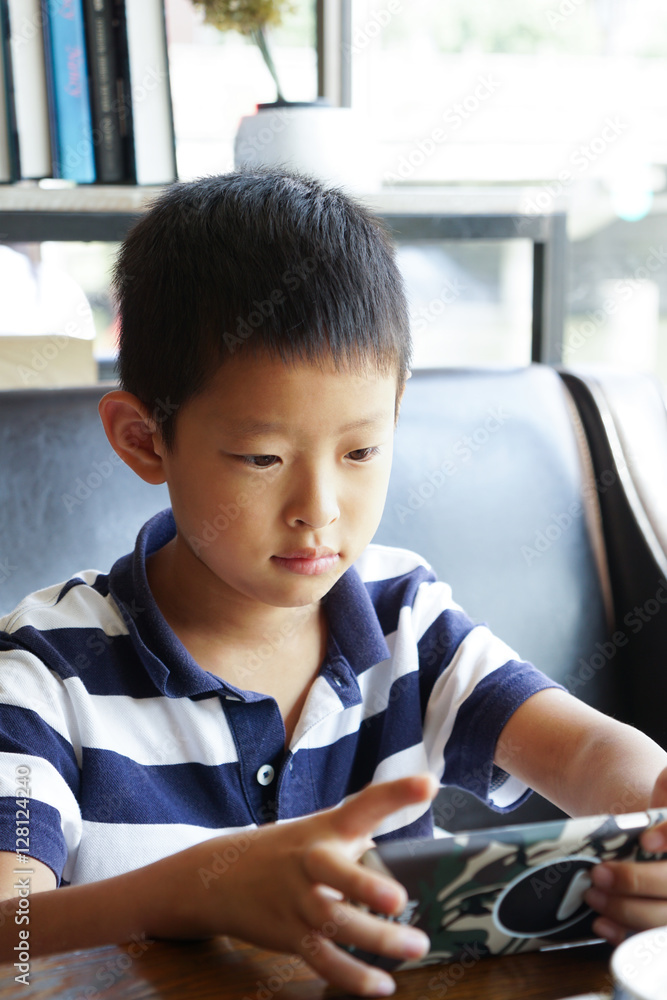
[[113, 169, 411, 449]]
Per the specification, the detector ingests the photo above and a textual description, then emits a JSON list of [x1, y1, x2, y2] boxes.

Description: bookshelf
[[0, 183, 568, 372], [0, 184, 154, 239]]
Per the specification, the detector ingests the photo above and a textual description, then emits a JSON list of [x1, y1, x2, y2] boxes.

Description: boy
[[1, 170, 667, 998]]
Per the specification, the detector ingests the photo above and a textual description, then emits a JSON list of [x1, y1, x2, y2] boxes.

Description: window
[[352, 0, 667, 380]]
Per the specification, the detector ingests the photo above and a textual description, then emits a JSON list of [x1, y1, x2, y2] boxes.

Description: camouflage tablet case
[[354, 807, 667, 970]]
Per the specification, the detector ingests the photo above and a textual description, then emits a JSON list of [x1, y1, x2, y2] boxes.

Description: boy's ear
[[98, 390, 167, 485]]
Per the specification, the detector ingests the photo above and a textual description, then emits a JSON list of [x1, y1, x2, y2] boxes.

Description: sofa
[[1, 364, 666, 830]]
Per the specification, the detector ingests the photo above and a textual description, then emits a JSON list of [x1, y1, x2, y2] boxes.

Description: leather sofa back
[[375, 365, 614, 714], [0, 385, 169, 614]]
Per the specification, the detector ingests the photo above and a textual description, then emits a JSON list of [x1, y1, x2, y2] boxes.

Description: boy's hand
[[585, 765, 667, 945], [172, 774, 438, 997]]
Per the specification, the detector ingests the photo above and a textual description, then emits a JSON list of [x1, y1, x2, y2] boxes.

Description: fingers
[[303, 842, 407, 916], [586, 885, 667, 936], [585, 855, 667, 947], [295, 885, 429, 994], [641, 819, 667, 854], [587, 859, 667, 936], [328, 903, 429, 962], [590, 859, 667, 899], [332, 774, 439, 841], [301, 934, 398, 997], [591, 915, 628, 948], [299, 884, 429, 963]]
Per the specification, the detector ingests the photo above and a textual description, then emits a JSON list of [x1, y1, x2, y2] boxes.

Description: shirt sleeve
[[414, 581, 566, 813], [0, 639, 82, 883]]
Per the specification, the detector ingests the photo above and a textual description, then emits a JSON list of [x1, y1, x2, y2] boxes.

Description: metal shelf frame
[[380, 211, 568, 365]]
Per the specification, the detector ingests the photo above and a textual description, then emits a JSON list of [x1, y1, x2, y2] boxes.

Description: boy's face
[[154, 353, 400, 610]]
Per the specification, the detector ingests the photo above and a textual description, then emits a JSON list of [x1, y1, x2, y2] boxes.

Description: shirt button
[[257, 764, 275, 786]]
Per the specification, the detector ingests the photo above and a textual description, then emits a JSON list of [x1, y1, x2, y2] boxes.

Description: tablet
[[352, 807, 667, 970]]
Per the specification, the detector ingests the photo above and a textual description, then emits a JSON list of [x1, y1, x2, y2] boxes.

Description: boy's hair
[[113, 169, 411, 449]]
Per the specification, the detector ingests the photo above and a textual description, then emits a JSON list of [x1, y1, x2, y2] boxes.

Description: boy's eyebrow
[[228, 412, 389, 435]]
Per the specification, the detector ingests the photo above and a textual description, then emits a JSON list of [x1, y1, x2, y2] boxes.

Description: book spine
[[0, 0, 19, 181], [110, 0, 134, 183], [82, 0, 123, 182], [39, 4, 59, 177], [123, 0, 176, 185], [6, 0, 51, 179], [41, 0, 96, 183]]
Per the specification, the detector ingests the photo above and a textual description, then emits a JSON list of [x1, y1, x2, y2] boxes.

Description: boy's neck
[[146, 536, 329, 748]]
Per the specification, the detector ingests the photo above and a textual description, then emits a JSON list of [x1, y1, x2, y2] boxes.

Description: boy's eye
[[240, 455, 279, 468], [347, 447, 380, 462], [237, 449, 379, 467]]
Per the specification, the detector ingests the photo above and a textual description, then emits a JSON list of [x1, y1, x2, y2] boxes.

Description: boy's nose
[[284, 472, 340, 529]]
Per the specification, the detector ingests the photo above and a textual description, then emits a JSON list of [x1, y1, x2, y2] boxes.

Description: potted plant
[[194, 0, 379, 191], [195, 0, 291, 103]]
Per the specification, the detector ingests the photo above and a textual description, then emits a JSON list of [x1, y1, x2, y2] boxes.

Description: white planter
[[234, 102, 380, 194]]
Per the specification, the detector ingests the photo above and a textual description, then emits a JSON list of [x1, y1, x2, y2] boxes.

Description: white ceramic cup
[[611, 926, 667, 999]]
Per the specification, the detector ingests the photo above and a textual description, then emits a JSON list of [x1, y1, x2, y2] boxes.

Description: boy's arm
[[495, 686, 667, 944], [494, 687, 667, 817], [0, 775, 436, 998], [0, 853, 56, 896]]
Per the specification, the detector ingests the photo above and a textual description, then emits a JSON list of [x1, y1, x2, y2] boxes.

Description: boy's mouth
[[271, 548, 340, 576]]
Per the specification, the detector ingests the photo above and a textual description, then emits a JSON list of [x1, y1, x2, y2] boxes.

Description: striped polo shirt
[[0, 509, 559, 886]]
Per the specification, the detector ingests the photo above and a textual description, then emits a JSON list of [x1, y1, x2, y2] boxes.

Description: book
[[6, 0, 51, 179], [109, 0, 133, 182], [122, 0, 176, 185], [82, 0, 123, 183], [42, 0, 96, 183], [354, 806, 667, 970], [0, 0, 18, 182], [0, 335, 96, 388]]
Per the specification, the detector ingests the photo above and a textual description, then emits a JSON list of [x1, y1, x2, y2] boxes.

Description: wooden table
[[0, 936, 616, 1000]]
